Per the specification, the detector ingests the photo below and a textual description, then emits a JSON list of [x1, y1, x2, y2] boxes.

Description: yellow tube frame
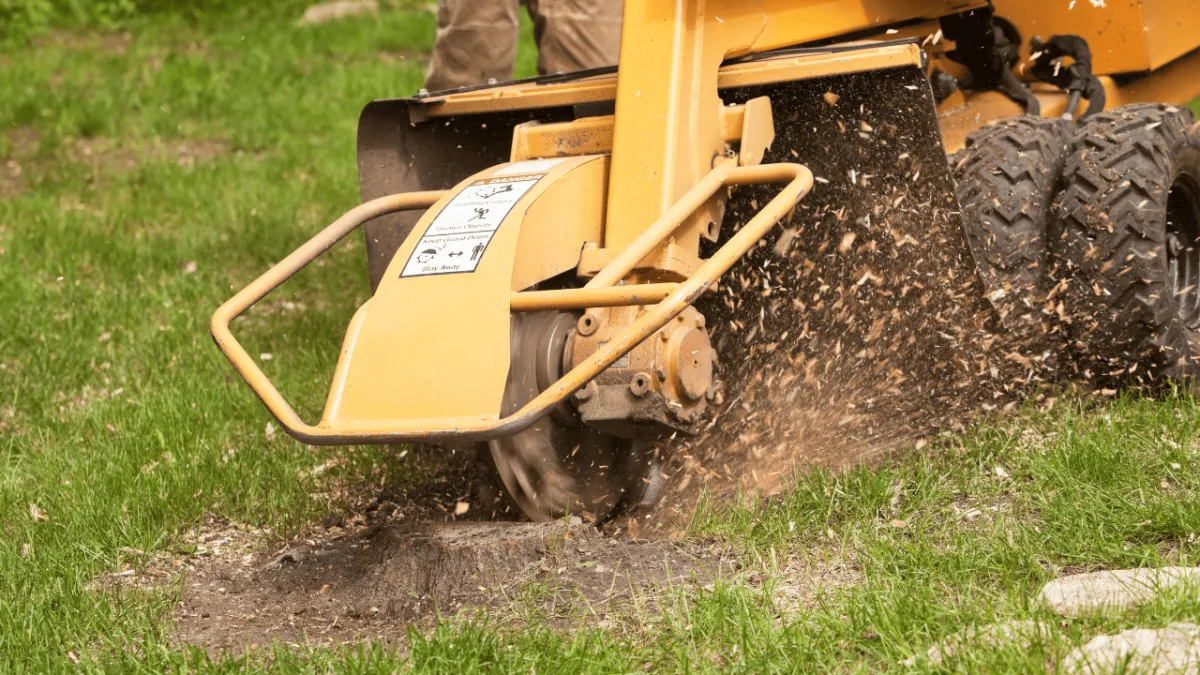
[[211, 163, 812, 444]]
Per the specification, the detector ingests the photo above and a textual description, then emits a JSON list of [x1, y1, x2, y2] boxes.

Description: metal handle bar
[[212, 163, 812, 444]]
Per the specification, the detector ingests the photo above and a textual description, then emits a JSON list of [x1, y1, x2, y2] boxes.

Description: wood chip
[[28, 503, 48, 521]]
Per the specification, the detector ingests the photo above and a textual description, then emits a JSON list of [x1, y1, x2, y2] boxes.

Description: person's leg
[[424, 0, 521, 92], [527, 0, 623, 75]]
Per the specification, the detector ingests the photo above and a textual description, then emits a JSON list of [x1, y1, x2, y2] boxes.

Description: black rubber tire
[[1050, 103, 1200, 384], [955, 117, 1074, 308]]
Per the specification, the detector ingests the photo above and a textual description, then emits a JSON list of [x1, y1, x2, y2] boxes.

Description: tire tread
[[1050, 103, 1199, 383]]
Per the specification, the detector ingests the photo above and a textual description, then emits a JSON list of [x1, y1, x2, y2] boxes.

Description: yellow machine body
[[937, 0, 1200, 150], [998, 0, 1200, 75], [214, 0, 1200, 448], [325, 157, 606, 429]]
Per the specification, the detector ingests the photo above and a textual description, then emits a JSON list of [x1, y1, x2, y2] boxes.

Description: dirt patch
[[1, 160, 22, 198], [772, 552, 864, 614], [88, 514, 277, 594], [65, 137, 230, 172], [0, 406, 18, 438], [0, 127, 40, 198], [1, 127, 230, 199], [155, 450, 733, 652], [174, 512, 733, 652], [32, 30, 132, 55], [5, 127, 40, 158]]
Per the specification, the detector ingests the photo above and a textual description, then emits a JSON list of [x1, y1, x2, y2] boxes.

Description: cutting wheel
[[485, 311, 660, 522]]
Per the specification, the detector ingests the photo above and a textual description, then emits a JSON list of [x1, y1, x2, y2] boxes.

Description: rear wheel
[[954, 116, 1074, 359], [484, 311, 659, 522], [1050, 104, 1200, 384], [955, 117, 1073, 309]]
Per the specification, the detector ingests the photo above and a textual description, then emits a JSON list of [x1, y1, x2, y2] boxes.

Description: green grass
[[3, 4, 1200, 672]]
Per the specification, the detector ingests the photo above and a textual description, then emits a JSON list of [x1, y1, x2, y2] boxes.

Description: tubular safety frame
[[211, 163, 813, 444]]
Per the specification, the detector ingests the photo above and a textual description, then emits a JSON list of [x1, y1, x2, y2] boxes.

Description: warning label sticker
[[400, 175, 542, 278]]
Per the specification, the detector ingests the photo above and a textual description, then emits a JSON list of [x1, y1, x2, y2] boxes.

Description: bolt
[[694, 315, 706, 329], [577, 314, 599, 337], [629, 373, 652, 397], [660, 331, 670, 342], [656, 367, 667, 382]]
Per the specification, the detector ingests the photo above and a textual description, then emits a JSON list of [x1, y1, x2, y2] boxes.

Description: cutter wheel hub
[[486, 310, 657, 522], [567, 305, 719, 440], [665, 320, 715, 402]]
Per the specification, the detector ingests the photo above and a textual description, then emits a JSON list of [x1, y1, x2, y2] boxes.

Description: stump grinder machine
[[214, 1, 1200, 522]]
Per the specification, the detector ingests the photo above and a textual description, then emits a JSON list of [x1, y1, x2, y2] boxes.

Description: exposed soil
[[65, 136, 230, 172], [172, 510, 734, 652], [31, 30, 133, 55], [88, 515, 279, 595], [132, 451, 732, 653], [0, 159, 22, 198], [0, 127, 40, 198], [1, 126, 230, 199], [772, 551, 865, 614]]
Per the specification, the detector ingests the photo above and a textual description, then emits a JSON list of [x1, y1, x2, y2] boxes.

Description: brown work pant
[[425, 0, 624, 92]]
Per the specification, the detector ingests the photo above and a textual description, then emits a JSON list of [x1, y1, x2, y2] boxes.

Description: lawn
[[4, 3, 1200, 672]]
